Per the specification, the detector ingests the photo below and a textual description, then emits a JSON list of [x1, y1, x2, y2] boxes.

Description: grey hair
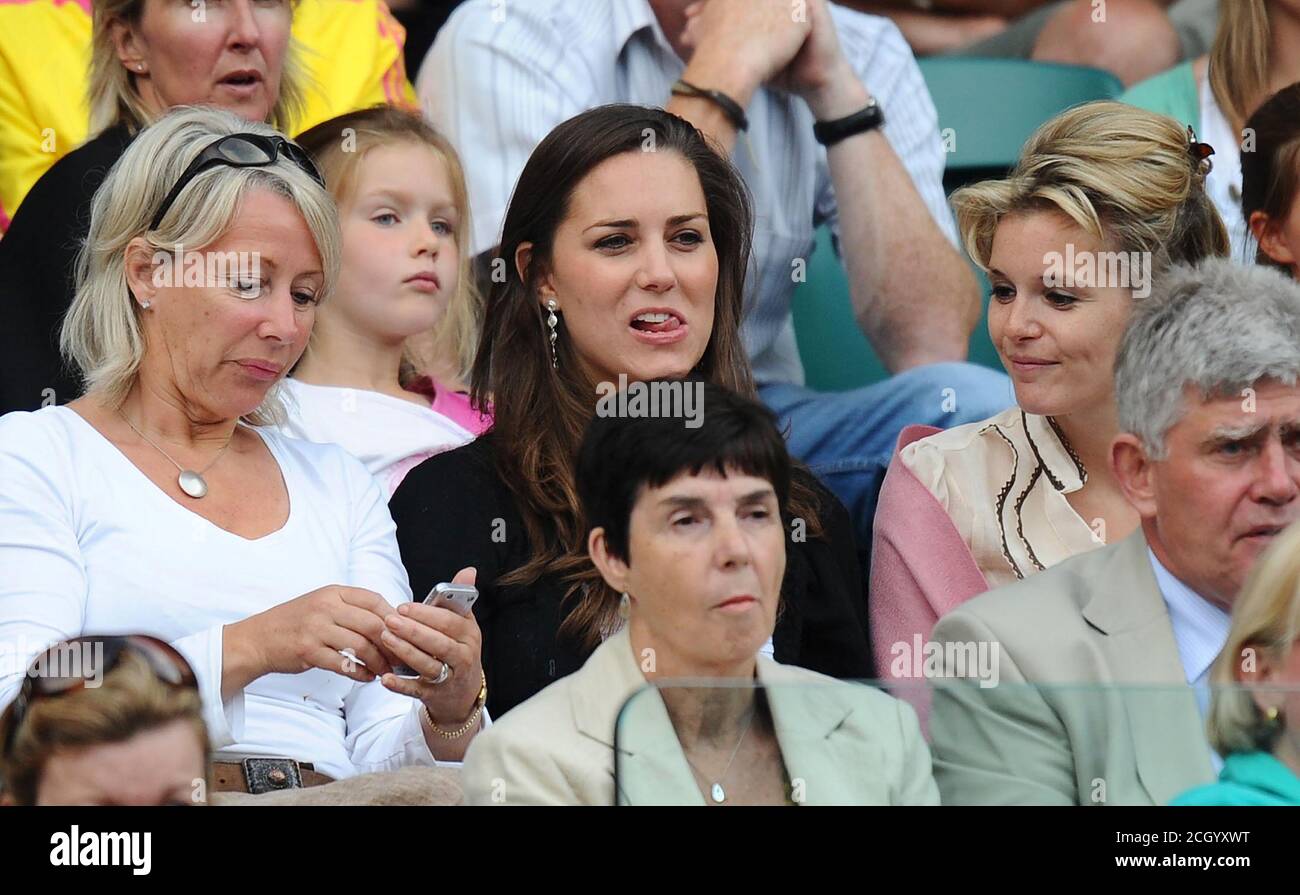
[[60, 105, 340, 425], [1115, 258, 1300, 458]]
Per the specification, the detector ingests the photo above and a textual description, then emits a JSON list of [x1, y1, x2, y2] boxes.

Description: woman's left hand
[[378, 567, 483, 728]]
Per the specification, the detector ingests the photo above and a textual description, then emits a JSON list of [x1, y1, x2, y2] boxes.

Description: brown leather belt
[[213, 758, 335, 795]]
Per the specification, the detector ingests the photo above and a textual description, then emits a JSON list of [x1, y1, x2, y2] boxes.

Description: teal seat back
[[920, 57, 1124, 192]]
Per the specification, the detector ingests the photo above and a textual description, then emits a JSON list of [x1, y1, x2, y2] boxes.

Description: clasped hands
[[677, 0, 867, 120]]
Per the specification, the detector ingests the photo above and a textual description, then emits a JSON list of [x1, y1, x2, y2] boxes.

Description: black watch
[[813, 98, 885, 147]]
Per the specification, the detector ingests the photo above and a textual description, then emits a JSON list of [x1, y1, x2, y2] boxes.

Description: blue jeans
[[760, 362, 1014, 576]]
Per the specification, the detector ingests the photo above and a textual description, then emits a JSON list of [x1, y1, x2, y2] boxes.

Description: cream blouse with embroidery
[[899, 407, 1106, 589]]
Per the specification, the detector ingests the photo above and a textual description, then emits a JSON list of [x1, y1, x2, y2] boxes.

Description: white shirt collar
[[1146, 548, 1232, 687]]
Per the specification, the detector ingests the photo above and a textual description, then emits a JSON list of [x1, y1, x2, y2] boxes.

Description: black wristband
[[813, 98, 885, 147], [671, 79, 749, 133]]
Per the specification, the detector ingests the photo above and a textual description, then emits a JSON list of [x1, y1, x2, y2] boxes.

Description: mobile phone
[[390, 583, 479, 679], [423, 582, 479, 616]]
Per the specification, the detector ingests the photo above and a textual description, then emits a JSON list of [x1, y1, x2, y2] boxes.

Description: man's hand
[[770, 0, 868, 120], [677, 0, 812, 103], [681, 0, 865, 122]]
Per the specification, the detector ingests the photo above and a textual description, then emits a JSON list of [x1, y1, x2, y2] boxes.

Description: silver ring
[[424, 661, 452, 685]]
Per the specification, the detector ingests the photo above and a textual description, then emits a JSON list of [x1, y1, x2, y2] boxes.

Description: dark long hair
[[1242, 82, 1300, 272], [473, 104, 821, 647]]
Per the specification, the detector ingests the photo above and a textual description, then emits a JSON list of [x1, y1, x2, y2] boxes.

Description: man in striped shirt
[[418, 0, 1010, 580]]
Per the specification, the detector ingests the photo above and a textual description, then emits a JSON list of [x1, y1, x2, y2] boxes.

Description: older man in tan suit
[[930, 259, 1300, 805]]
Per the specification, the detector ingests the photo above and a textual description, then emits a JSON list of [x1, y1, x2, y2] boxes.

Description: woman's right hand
[[222, 586, 397, 699]]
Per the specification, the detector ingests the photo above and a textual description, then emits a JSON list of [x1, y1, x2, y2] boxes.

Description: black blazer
[[389, 432, 874, 718], [0, 124, 133, 412]]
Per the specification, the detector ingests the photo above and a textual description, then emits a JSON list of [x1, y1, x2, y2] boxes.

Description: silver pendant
[[710, 783, 725, 803], [178, 470, 208, 499]]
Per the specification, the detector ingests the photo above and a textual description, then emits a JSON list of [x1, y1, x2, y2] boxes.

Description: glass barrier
[[612, 679, 1300, 806]]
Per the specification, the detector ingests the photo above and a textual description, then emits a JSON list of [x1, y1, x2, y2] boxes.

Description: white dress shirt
[[0, 406, 462, 780], [417, 0, 956, 386], [1147, 548, 1231, 771]]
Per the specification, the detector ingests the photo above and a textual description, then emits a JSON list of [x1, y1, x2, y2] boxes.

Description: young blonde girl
[[284, 106, 489, 494]]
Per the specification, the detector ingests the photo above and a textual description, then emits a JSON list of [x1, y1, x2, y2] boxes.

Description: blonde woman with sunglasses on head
[[0, 107, 483, 802]]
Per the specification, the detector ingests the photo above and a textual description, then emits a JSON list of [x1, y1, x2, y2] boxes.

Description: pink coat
[[870, 425, 991, 728]]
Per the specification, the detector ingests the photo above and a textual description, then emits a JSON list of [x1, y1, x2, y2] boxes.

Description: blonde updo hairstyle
[[952, 101, 1230, 282], [60, 105, 340, 424]]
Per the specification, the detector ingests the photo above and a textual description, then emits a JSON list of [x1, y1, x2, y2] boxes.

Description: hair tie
[[1186, 125, 1215, 178]]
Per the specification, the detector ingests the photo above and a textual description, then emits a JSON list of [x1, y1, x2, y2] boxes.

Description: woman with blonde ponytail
[[870, 102, 1229, 682]]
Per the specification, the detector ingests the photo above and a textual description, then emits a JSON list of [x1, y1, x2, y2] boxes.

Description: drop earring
[[546, 299, 559, 369], [618, 592, 631, 620]]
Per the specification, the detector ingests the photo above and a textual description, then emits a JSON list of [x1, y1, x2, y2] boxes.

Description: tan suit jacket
[[930, 531, 1218, 805], [463, 627, 939, 805]]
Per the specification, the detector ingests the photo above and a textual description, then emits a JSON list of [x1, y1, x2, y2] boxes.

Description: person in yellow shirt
[[0, 0, 417, 229], [0, 0, 417, 412]]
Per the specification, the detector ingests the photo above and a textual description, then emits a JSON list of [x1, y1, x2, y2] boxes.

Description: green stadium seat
[[920, 57, 1124, 193]]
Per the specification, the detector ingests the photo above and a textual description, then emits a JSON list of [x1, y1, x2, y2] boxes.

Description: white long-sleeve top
[[0, 406, 452, 780]]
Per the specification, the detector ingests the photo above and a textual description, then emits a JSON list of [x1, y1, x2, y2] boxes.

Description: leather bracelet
[[813, 97, 885, 147], [423, 669, 487, 740], [671, 79, 749, 132]]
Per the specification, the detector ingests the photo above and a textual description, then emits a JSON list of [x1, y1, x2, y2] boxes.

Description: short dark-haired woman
[[460, 382, 936, 805]]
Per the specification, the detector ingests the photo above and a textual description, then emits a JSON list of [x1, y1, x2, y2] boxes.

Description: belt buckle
[[242, 757, 303, 794]]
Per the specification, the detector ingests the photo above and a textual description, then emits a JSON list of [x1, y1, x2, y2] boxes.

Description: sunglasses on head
[[149, 133, 326, 231], [2, 635, 198, 760]]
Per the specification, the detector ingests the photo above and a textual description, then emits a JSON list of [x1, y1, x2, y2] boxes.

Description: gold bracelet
[[423, 670, 487, 739]]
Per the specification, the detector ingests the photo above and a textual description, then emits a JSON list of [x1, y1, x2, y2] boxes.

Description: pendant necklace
[[683, 705, 755, 804], [118, 410, 234, 499]]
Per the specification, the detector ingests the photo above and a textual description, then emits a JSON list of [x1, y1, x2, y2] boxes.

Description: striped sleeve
[[816, 10, 958, 250], [417, 2, 590, 256]]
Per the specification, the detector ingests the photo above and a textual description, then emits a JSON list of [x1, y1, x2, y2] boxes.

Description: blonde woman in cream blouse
[[870, 102, 1231, 675]]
